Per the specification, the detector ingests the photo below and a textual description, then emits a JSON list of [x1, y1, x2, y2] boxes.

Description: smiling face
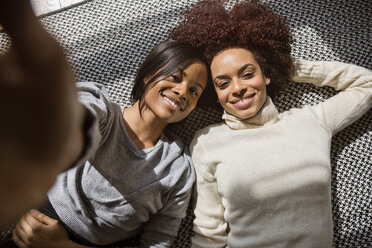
[[211, 48, 270, 119], [143, 61, 208, 123]]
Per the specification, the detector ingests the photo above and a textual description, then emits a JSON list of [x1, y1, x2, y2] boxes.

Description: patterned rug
[[1, 0, 371, 247]]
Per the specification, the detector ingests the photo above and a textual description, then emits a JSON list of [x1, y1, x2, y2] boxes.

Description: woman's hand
[[0, 0, 84, 228], [12, 210, 73, 248]]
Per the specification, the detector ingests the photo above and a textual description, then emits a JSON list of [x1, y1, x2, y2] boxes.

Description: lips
[[230, 93, 256, 109], [162, 94, 185, 111]]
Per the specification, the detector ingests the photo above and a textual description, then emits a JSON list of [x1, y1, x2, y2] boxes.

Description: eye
[[216, 81, 230, 89], [170, 74, 181, 83], [242, 72, 254, 79], [189, 87, 199, 96]]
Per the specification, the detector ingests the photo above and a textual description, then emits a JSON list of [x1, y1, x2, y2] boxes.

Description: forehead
[[183, 60, 207, 73], [183, 61, 208, 85], [211, 48, 258, 76]]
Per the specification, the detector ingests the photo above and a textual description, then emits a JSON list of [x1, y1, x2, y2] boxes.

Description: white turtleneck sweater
[[189, 60, 372, 248]]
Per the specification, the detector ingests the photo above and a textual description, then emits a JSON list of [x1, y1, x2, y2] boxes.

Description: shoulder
[[190, 122, 227, 151], [193, 122, 227, 142], [189, 122, 226, 174], [76, 82, 112, 109], [279, 105, 318, 121], [76, 82, 110, 98], [163, 129, 186, 150], [161, 131, 195, 180], [76, 82, 121, 116], [278, 105, 331, 133]]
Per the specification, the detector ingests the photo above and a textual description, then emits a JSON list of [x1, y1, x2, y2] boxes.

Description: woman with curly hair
[[170, 0, 372, 247]]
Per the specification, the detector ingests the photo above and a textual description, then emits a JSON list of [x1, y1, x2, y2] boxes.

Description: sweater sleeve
[[190, 133, 228, 248], [71, 82, 116, 165], [76, 82, 117, 145], [293, 60, 372, 134]]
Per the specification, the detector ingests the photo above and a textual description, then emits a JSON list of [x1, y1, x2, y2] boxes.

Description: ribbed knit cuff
[[293, 59, 322, 83]]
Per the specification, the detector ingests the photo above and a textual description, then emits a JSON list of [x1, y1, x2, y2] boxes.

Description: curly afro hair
[[169, 0, 294, 106]]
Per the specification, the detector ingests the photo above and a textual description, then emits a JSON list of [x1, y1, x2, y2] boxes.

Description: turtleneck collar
[[222, 97, 279, 130]]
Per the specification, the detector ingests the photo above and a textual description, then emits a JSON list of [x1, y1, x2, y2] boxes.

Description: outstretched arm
[[0, 1, 84, 228]]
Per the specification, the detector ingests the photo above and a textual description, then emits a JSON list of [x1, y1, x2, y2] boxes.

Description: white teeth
[[164, 96, 179, 109], [238, 98, 248, 104]]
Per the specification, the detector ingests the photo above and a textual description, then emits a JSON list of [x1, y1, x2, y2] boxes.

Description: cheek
[[249, 77, 267, 90], [189, 95, 203, 110], [143, 91, 157, 104], [217, 94, 225, 103], [215, 88, 226, 102], [187, 98, 197, 111], [175, 107, 194, 122]]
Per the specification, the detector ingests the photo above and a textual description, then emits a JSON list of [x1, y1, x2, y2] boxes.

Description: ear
[[265, 76, 271, 85]]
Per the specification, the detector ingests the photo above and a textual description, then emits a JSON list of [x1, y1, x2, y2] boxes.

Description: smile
[[162, 94, 184, 111], [231, 93, 256, 109]]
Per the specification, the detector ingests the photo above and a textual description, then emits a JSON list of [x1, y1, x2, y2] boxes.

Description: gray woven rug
[[1, 0, 371, 247]]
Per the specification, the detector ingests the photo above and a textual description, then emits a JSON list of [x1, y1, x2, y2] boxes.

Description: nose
[[173, 83, 188, 101], [231, 79, 246, 97]]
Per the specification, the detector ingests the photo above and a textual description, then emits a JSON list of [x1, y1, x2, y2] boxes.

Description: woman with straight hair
[[11, 40, 211, 248]]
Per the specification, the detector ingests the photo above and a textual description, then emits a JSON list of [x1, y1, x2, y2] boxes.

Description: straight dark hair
[[131, 40, 211, 112]]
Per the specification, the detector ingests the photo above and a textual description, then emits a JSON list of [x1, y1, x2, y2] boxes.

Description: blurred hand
[[12, 210, 71, 248], [0, 1, 84, 228]]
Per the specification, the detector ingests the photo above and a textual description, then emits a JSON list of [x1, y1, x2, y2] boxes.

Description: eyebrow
[[238, 64, 255, 75], [194, 82, 205, 90], [213, 63, 256, 84], [182, 70, 205, 90]]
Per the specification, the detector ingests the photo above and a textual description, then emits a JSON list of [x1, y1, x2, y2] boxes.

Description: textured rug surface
[[1, 0, 371, 247]]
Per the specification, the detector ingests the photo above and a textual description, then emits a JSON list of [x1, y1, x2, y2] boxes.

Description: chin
[[158, 113, 184, 123]]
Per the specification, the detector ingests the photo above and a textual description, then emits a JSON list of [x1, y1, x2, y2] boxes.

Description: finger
[[13, 222, 29, 246], [14, 216, 34, 247], [0, 50, 25, 87], [30, 209, 57, 225], [0, 1, 65, 73], [25, 211, 44, 226], [0, 1, 40, 42], [19, 214, 33, 232], [12, 228, 28, 248]]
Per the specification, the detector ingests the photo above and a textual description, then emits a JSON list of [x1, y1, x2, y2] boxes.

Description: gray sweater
[[48, 82, 195, 247]]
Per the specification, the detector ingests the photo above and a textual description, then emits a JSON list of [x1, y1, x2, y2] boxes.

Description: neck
[[123, 101, 168, 149]]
